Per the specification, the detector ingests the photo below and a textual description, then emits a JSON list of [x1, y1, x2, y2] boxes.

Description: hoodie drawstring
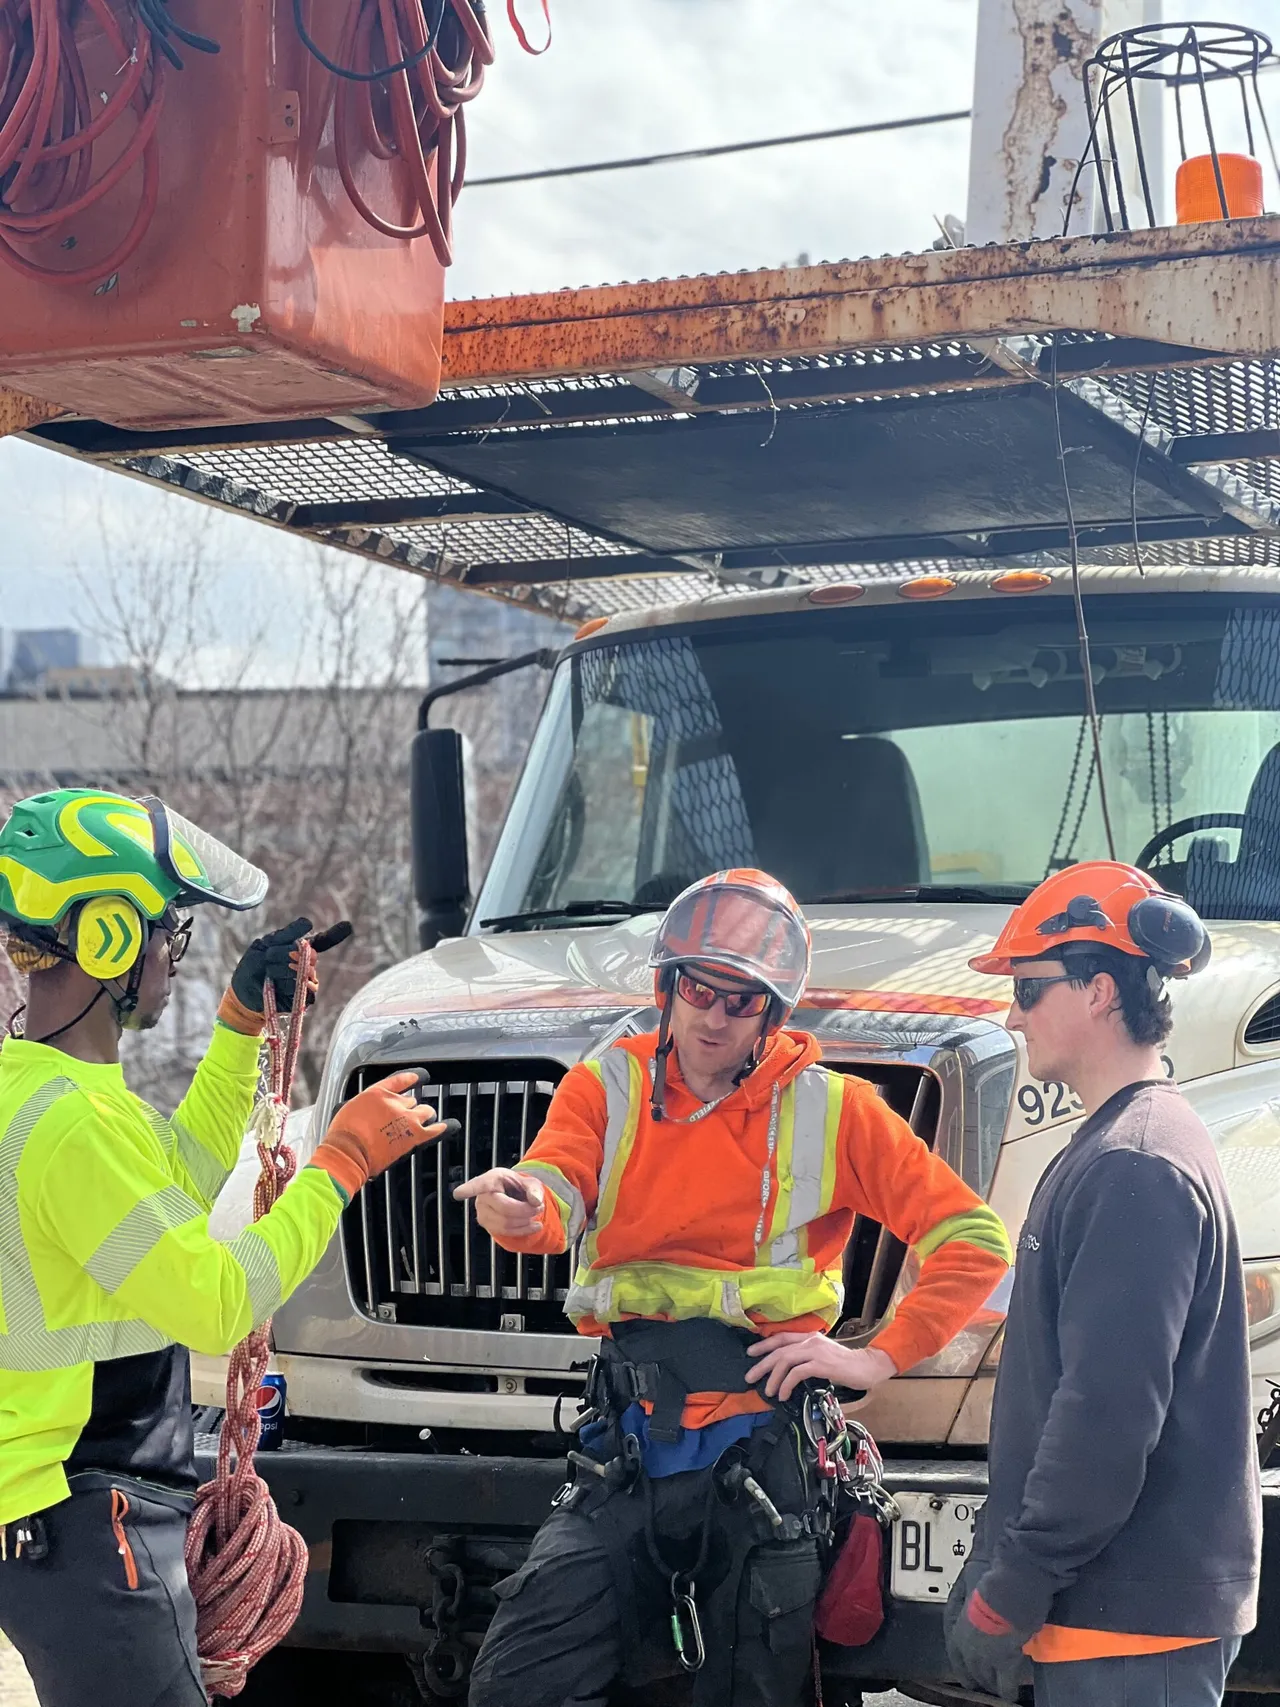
[[752, 1084, 782, 1251]]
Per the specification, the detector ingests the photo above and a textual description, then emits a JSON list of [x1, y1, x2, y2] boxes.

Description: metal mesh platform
[[25, 230, 1280, 623]]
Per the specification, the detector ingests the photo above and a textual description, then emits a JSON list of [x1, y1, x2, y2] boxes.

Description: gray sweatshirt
[[978, 1079, 1261, 1637]]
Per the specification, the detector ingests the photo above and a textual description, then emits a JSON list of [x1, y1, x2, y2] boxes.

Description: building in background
[[1, 627, 84, 694], [425, 582, 571, 876]]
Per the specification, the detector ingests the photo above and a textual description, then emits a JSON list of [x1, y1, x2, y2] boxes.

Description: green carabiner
[[669, 1573, 705, 1673]]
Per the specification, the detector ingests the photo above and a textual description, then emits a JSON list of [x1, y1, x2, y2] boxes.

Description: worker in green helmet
[[0, 789, 450, 1707]]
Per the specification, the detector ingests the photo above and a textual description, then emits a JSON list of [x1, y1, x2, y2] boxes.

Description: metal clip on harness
[[670, 1572, 706, 1672]]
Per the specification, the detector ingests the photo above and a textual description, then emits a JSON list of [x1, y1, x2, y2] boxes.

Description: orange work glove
[[309, 1070, 458, 1204]]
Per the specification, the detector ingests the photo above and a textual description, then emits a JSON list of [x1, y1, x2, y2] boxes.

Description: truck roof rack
[[19, 218, 1280, 623]]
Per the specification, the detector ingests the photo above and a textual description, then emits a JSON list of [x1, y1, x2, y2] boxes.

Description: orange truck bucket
[[1175, 151, 1265, 224], [0, 0, 449, 430]]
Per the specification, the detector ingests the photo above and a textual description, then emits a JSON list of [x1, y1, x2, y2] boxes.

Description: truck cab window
[[475, 595, 1280, 928]]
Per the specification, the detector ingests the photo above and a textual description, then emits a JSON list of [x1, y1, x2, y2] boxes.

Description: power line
[[468, 108, 973, 188]]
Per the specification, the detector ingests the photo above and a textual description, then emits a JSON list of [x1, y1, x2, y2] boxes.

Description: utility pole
[[967, 0, 1164, 244]]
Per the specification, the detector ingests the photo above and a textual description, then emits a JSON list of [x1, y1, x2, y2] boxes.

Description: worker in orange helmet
[[948, 861, 1260, 1707], [457, 868, 1012, 1707]]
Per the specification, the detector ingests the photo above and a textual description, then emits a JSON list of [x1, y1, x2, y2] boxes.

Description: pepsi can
[[255, 1373, 287, 1450]]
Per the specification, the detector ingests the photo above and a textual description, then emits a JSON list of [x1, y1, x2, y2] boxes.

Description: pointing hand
[[454, 1168, 546, 1238]]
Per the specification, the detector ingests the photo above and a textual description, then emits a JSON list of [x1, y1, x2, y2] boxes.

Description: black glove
[[230, 917, 352, 1014], [231, 917, 315, 1014], [945, 1575, 1034, 1703]]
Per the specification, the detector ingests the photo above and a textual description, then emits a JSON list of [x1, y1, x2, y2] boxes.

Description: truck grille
[[341, 1061, 572, 1334], [340, 1057, 939, 1336], [834, 1061, 941, 1331]]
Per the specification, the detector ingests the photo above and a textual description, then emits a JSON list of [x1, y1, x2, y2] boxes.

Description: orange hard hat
[[969, 860, 1209, 978], [650, 868, 812, 1012]]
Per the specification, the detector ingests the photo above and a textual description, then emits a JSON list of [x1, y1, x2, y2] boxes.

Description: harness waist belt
[[598, 1318, 760, 1442]]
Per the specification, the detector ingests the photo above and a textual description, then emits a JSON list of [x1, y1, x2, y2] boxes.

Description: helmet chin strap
[[735, 1002, 780, 1085], [651, 982, 676, 1122], [111, 952, 149, 1030]]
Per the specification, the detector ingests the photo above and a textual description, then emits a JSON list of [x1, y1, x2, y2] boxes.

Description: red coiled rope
[[0, 0, 164, 283], [184, 942, 317, 1700]]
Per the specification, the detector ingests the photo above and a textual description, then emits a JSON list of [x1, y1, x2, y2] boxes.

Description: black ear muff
[[1128, 894, 1209, 977], [74, 896, 146, 980]]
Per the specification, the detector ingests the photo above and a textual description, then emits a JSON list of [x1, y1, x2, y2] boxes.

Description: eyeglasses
[[675, 972, 771, 1018], [161, 914, 193, 967], [1011, 973, 1078, 1012]]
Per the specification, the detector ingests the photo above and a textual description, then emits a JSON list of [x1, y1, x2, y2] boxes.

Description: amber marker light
[[1176, 152, 1264, 224], [574, 617, 609, 640], [992, 570, 1053, 594], [898, 575, 957, 601], [807, 584, 865, 606]]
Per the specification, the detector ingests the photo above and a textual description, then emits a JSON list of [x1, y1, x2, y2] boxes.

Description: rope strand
[[185, 942, 317, 1699]]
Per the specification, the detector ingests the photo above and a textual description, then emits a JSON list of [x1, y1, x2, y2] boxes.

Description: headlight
[[1245, 1261, 1280, 1344]]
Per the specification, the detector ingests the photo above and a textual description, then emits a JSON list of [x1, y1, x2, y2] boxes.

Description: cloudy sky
[[2, 0, 1278, 677]]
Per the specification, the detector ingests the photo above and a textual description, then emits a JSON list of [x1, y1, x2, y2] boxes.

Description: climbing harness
[[552, 1316, 893, 1701], [184, 943, 317, 1698]]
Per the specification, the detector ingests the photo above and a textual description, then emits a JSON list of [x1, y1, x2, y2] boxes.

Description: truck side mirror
[[410, 727, 470, 949]]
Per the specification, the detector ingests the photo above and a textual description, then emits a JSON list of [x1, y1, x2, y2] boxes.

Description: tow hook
[[411, 1541, 471, 1701]]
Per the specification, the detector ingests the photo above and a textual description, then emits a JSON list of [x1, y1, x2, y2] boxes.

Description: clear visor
[[141, 797, 268, 911], [650, 882, 810, 1009]]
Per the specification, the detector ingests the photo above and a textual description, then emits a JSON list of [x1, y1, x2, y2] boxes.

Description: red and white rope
[[185, 944, 317, 1699]]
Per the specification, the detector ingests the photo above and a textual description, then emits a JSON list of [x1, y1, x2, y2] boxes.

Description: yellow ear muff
[[75, 896, 146, 980]]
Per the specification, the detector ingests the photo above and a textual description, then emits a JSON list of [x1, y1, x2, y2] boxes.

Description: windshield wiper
[[479, 899, 657, 932], [810, 884, 1035, 905]]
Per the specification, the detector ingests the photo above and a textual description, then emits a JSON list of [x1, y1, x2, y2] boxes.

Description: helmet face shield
[[141, 798, 268, 912], [650, 870, 811, 1010]]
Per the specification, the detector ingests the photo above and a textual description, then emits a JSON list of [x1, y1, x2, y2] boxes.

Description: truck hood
[[343, 905, 1012, 1026], [332, 904, 1280, 1083]]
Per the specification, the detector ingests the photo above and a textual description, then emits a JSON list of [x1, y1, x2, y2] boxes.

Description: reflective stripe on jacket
[[563, 1047, 847, 1330], [508, 1028, 1012, 1371], [0, 1028, 343, 1522]]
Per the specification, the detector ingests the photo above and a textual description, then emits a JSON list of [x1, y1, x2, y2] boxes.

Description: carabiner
[[670, 1573, 706, 1673], [802, 1395, 825, 1448]]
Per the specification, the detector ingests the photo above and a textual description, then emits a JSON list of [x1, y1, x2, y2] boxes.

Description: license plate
[[890, 1492, 985, 1603]]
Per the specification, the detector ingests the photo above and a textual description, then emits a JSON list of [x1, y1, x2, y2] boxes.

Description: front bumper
[[196, 1444, 1280, 1692]]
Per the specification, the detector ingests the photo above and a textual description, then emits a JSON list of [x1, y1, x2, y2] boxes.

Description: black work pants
[[469, 1472, 823, 1707], [0, 1472, 205, 1707]]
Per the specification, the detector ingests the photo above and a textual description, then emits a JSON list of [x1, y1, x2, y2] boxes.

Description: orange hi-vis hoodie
[[499, 1029, 1011, 1427]]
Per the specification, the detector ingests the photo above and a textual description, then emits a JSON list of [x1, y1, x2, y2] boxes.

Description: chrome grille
[[831, 1061, 940, 1330], [341, 1061, 572, 1332]]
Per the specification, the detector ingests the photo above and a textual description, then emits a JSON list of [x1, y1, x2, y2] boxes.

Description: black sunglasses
[[1011, 972, 1078, 1011], [675, 972, 771, 1019]]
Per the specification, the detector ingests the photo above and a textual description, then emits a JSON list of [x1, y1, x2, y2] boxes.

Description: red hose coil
[[0, 0, 163, 283], [184, 951, 316, 1699], [506, 0, 549, 55], [331, 0, 493, 265]]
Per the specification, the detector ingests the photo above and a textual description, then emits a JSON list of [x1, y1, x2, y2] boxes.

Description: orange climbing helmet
[[650, 868, 812, 1012], [969, 860, 1209, 979]]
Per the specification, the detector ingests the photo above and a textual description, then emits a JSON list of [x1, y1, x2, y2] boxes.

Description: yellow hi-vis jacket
[[0, 1026, 343, 1522]]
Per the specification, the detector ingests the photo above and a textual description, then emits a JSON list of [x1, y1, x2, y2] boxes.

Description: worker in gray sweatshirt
[[950, 859, 1260, 1707]]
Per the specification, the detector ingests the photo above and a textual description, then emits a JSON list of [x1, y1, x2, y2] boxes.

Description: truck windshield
[[475, 592, 1280, 926]]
